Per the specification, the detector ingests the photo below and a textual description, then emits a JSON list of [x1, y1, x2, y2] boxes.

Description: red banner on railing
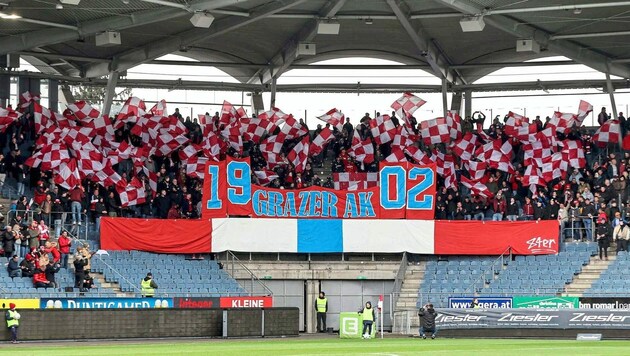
[[100, 217, 212, 254], [434, 220, 559, 255]]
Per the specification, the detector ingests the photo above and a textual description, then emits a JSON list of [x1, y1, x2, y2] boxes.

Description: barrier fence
[[8, 209, 91, 241]]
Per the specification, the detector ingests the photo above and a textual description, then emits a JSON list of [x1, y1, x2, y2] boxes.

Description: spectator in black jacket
[[597, 218, 612, 260], [419, 303, 438, 339], [506, 197, 519, 221], [2, 226, 14, 258], [7, 255, 20, 278], [45, 259, 60, 288], [73, 254, 88, 289]]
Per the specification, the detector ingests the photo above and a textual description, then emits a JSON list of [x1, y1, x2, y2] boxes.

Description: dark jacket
[[7, 258, 20, 275], [419, 307, 438, 329], [2, 230, 14, 253], [596, 224, 612, 247], [143, 276, 158, 289]]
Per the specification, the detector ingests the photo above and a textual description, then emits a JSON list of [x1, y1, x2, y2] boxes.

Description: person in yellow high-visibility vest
[[315, 291, 328, 333], [141, 272, 158, 298], [359, 301, 376, 339], [5, 303, 20, 344]]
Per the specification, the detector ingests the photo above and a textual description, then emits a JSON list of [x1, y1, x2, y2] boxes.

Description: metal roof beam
[[83, 0, 306, 79], [247, 0, 348, 85], [386, 0, 460, 84], [434, 0, 630, 79], [0, 0, 247, 56]]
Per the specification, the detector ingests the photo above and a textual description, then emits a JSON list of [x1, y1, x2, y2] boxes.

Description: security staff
[[315, 291, 328, 333], [141, 272, 158, 298], [359, 301, 376, 339], [5, 303, 20, 344]]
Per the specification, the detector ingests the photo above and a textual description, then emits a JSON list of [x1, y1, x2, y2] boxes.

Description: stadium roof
[[2, 0, 630, 92]]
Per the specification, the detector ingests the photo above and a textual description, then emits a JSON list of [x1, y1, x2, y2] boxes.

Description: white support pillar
[[441, 78, 448, 117], [464, 90, 472, 119], [270, 76, 277, 109], [102, 71, 119, 116], [606, 72, 618, 118], [305, 280, 318, 334]]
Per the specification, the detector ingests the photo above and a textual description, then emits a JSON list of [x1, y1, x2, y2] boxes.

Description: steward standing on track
[[141, 272, 158, 298], [315, 291, 328, 333], [5, 303, 20, 344], [419, 303, 438, 339]]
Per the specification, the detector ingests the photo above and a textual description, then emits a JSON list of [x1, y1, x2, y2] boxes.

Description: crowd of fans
[[1, 104, 630, 280]]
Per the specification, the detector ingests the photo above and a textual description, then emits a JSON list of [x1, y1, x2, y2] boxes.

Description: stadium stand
[[418, 242, 599, 308], [585, 250, 630, 297], [91, 251, 247, 297]]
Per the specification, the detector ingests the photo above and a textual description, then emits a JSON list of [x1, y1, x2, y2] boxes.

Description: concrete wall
[[1, 308, 298, 341]]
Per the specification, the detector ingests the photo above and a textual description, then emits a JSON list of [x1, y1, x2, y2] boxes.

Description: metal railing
[[390, 252, 408, 319], [561, 216, 595, 242], [461, 247, 512, 297], [225, 250, 273, 297], [7, 209, 90, 241]]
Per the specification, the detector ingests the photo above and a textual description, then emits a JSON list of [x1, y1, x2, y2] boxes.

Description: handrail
[[225, 250, 273, 297], [8, 209, 90, 241], [463, 246, 512, 295], [92, 254, 143, 294], [390, 252, 408, 319]]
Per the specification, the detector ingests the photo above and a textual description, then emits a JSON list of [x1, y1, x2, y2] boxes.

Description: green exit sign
[[357, 276, 367, 280]]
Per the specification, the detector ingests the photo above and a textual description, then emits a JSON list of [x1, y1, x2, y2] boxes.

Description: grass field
[[4, 337, 630, 356]]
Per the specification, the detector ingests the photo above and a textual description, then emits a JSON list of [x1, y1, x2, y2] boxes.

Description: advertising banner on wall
[[40, 298, 173, 309], [579, 298, 630, 310], [512, 296, 579, 309], [0, 299, 40, 309], [202, 158, 437, 220], [448, 297, 513, 309], [437, 309, 630, 329]]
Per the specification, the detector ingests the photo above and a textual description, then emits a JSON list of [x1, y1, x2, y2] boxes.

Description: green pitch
[[6, 337, 630, 355]]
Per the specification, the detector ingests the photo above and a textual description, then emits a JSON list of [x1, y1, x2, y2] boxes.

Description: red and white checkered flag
[[548, 112, 576, 134], [19, 91, 40, 109], [349, 130, 374, 164], [404, 146, 434, 165], [465, 160, 487, 181], [91, 161, 122, 188], [317, 108, 344, 131], [333, 172, 378, 191], [385, 147, 407, 163], [117, 96, 146, 120], [53, 158, 81, 190], [149, 99, 167, 116], [0, 107, 19, 133], [504, 115, 536, 143], [506, 111, 529, 125], [593, 119, 621, 144], [522, 165, 544, 189], [240, 118, 277, 143], [202, 131, 225, 161], [461, 176, 493, 199], [260, 134, 287, 169], [185, 156, 209, 179], [287, 136, 310, 173], [310, 127, 333, 156], [369, 114, 397, 145], [155, 131, 190, 157], [220, 121, 243, 154], [451, 132, 478, 162], [446, 110, 462, 140], [76, 147, 104, 178], [561, 139, 586, 168], [391, 125, 417, 151], [40, 143, 71, 171], [258, 107, 289, 125], [522, 141, 552, 168], [254, 169, 279, 186], [280, 115, 308, 139], [219, 100, 247, 127], [391, 92, 426, 126], [420, 117, 450, 145], [117, 177, 146, 207], [576, 100, 593, 126], [66, 101, 100, 120]]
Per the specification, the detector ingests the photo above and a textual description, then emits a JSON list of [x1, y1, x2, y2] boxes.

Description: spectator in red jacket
[[33, 266, 51, 288], [522, 197, 534, 220], [58, 231, 72, 269], [492, 193, 506, 221]]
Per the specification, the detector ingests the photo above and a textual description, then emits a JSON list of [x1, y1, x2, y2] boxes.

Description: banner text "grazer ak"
[[202, 158, 437, 220]]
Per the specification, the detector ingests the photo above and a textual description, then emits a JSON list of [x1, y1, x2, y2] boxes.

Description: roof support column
[[450, 91, 462, 113], [0, 74, 10, 108], [605, 71, 622, 151], [102, 71, 119, 116], [269, 76, 277, 109], [48, 79, 59, 112], [442, 78, 448, 118], [464, 90, 472, 119]]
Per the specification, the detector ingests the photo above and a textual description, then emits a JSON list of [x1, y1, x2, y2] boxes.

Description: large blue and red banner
[[201, 158, 437, 220], [100, 159, 559, 256]]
